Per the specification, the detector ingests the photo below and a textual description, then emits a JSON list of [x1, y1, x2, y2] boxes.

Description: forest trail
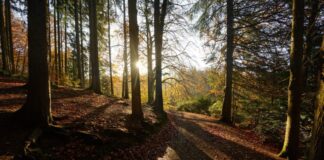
[[0, 76, 284, 160], [161, 111, 284, 160]]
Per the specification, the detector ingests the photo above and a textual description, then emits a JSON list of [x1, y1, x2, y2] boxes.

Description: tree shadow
[[0, 97, 26, 108], [168, 113, 279, 160]]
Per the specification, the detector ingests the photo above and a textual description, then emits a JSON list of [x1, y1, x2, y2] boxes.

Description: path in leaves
[[160, 111, 284, 160]]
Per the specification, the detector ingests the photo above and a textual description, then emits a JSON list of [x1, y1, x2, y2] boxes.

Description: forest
[[0, 0, 323, 160]]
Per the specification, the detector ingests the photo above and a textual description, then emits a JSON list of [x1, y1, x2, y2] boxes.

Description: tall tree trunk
[[144, 0, 154, 104], [64, 0, 68, 75], [107, 0, 114, 96], [0, 0, 8, 72], [308, 36, 324, 160], [79, 0, 85, 88], [5, 0, 13, 74], [47, 0, 51, 75], [221, 0, 234, 124], [57, 1, 62, 81], [279, 0, 304, 159], [154, 0, 168, 114], [128, 0, 143, 123], [88, 0, 100, 93], [54, 0, 58, 84], [74, 0, 82, 86], [122, 0, 129, 99], [15, 0, 51, 127]]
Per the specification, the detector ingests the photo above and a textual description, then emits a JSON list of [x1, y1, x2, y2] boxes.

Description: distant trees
[[128, 0, 143, 124], [15, 0, 52, 126]]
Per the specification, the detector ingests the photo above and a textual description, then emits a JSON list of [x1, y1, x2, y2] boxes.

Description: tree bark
[[15, 0, 52, 127], [79, 0, 85, 88], [154, 0, 168, 114], [88, 0, 101, 94], [54, 0, 58, 84], [74, 0, 82, 86], [64, 0, 68, 76], [221, 0, 234, 124], [308, 36, 324, 160], [5, 0, 13, 74], [107, 0, 114, 96], [144, 0, 154, 104], [0, 0, 8, 72], [279, 0, 304, 159], [128, 0, 143, 122], [57, 1, 62, 81], [122, 0, 129, 99]]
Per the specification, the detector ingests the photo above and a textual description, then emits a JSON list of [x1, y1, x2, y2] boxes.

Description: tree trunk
[[88, 0, 101, 94], [122, 0, 129, 99], [15, 0, 52, 127], [47, 0, 51, 75], [54, 0, 58, 84], [57, 1, 62, 81], [128, 0, 143, 123], [74, 0, 82, 86], [5, 0, 13, 74], [302, 0, 319, 88], [220, 0, 234, 124], [279, 0, 304, 159], [308, 36, 324, 160], [144, 0, 154, 104], [107, 0, 114, 96], [0, 0, 8, 72], [154, 0, 168, 114], [64, 0, 68, 75], [79, 0, 85, 88]]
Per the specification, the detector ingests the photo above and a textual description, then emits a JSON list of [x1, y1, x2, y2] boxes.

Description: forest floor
[[0, 76, 283, 160]]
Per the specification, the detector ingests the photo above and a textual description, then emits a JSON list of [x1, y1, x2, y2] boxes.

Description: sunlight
[[135, 61, 148, 75]]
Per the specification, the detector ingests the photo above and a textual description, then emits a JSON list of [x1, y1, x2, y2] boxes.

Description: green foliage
[[177, 97, 212, 115], [208, 100, 222, 116]]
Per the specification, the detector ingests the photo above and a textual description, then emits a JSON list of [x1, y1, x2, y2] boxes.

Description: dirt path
[[160, 111, 284, 160]]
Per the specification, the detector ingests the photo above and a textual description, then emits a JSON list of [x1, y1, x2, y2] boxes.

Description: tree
[[5, 0, 14, 73], [107, 0, 114, 96], [88, 0, 101, 94], [144, 0, 154, 104], [15, 0, 52, 127], [74, 0, 82, 86], [308, 36, 324, 160], [220, 0, 234, 124], [0, 0, 8, 72], [128, 0, 143, 123], [122, 0, 129, 99], [154, 0, 168, 114], [279, 0, 304, 159]]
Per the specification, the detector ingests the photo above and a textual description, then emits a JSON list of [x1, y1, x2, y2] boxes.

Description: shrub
[[208, 100, 222, 116], [177, 97, 212, 115]]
